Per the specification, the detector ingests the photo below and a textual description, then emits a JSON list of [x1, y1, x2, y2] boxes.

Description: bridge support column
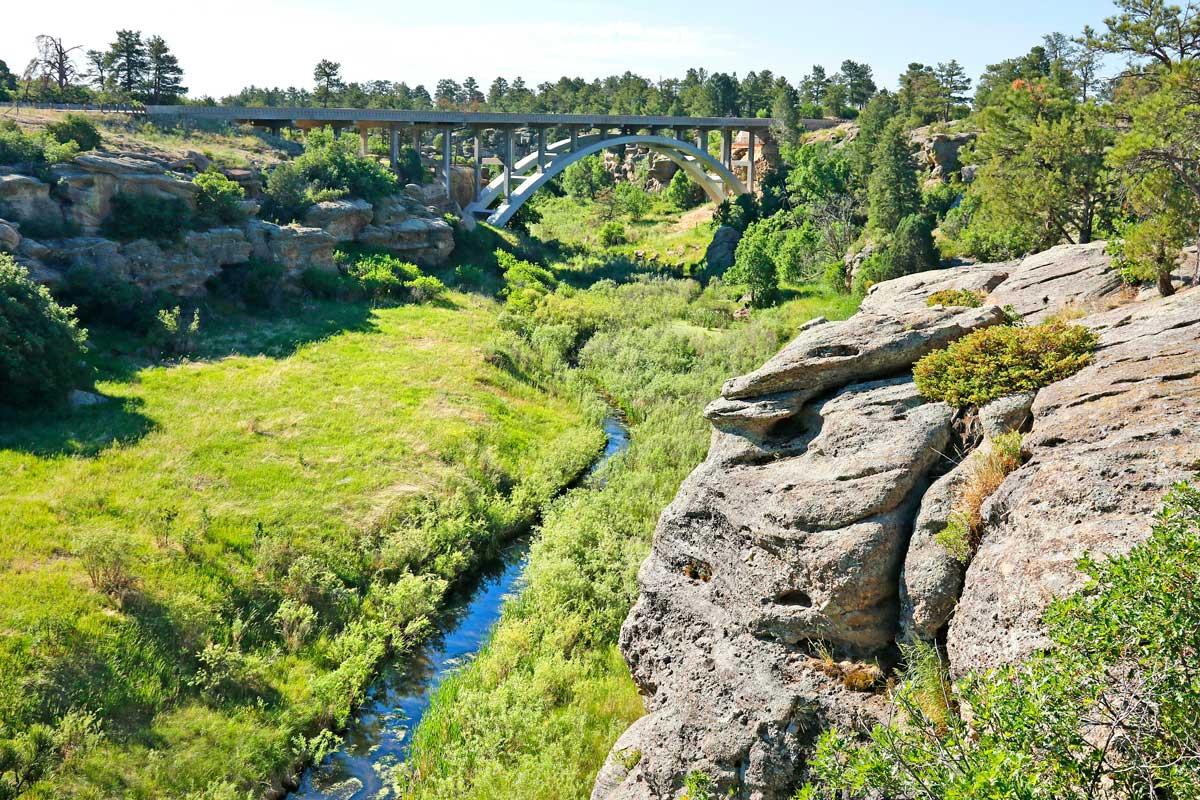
[[569, 126, 578, 152], [503, 128, 514, 200], [389, 125, 399, 168], [359, 125, 369, 157], [537, 127, 546, 172], [721, 129, 733, 170], [411, 127, 421, 156], [472, 131, 482, 204], [442, 125, 453, 204], [695, 129, 706, 155], [747, 129, 756, 193]]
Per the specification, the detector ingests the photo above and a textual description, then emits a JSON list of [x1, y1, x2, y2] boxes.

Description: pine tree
[[867, 118, 921, 233], [84, 49, 111, 92], [434, 78, 461, 109], [107, 30, 148, 98], [838, 60, 877, 108], [934, 60, 971, 121], [312, 59, 343, 107], [145, 36, 185, 103], [800, 65, 830, 105]]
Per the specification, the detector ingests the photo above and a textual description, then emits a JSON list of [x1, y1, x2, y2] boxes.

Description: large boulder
[[0, 219, 19, 252], [596, 242, 1160, 798], [0, 175, 63, 224], [244, 221, 337, 277], [947, 288, 1200, 675], [704, 225, 740, 273], [355, 198, 454, 267], [303, 199, 374, 242], [598, 378, 949, 800]]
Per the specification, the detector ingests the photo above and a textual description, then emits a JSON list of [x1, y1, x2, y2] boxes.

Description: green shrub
[[61, 265, 156, 332], [346, 253, 420, 302], [0, 254, 89, 407], [664, 169, 705, 209], [262, 160, 310, 224], [0, 121, 47, 166], [407, 275, 447, 303], [713, 193, 758, 232], [6, 213, 80, 241], [913, 320, 1097, 407], [599, 221, 626, 246], [239, 261, 286, 310], [148, 305, 200, 357], [803, 481, 1200, 800], [101, 194, 193, 242], [921, 180, 962, 222], [614, 183, 651, 221], [193, 169, 246, 226], [453, 264, 485, 288], [45, 114, 101, 152], [926, 288, 985, 308], [300, 267, 356, 300]]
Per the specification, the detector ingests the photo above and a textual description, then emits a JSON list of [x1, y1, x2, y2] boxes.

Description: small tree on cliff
[[867, 118, 921, 233], [313, 59, 343, 107]]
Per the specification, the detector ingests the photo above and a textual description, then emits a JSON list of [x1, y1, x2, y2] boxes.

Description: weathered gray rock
[[302, 199, 374, 241], [356, 215, 454, 267], [0, 174, 63, 223], [899, 392, 1034, 643], [715, 303, 1007, 411], [598, 378, 952, 800], [39, 236, 130, 278], [948, 288, 1200, 676], [704, 225, 740, 273], [244, 221, 337, 276], [69, 389, 109, 408], [986, 241, 1124, 321], [0, 219, 19, 252], [978, 392, 1036, 439]]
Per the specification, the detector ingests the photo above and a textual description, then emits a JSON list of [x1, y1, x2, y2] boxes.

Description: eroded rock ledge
[[594, 242, 1200, 800]]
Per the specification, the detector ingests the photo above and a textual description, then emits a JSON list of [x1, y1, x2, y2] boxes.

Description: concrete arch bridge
[[146, 107, 838, 227]]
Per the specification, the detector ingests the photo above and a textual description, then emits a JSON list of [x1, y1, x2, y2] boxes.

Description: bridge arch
[[480, 134, 748, 228]]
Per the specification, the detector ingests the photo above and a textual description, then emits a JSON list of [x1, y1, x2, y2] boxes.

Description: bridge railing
[[2, 101, 145, 115]]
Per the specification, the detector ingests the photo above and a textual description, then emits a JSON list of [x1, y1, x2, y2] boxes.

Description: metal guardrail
[[2, 101, 145, 114]]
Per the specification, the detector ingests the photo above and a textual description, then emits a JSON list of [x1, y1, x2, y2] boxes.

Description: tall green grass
[[399, 278, 859, 799], [0, 292, 601, 798]]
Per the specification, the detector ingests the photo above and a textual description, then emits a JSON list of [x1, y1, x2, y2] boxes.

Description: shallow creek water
[[292, 414, 631, 800]]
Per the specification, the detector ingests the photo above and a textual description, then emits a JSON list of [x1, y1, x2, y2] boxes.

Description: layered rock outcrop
[[0, 149, 457, 295], [595, 243, 1200, 800]]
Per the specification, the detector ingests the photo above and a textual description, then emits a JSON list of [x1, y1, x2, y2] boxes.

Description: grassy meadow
[[0, 292, 602, 798]]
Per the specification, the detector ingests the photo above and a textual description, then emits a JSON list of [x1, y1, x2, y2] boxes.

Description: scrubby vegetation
[[0, 254, 89, 407], [802, 480, 1200, 800], [262, 128, 397, 223], [0, 276, 601, 797], [926, 288, 984, 307], [395, 223, 859, 800], [935, 431, 1024, 563], [913, 319, 1096, 407]]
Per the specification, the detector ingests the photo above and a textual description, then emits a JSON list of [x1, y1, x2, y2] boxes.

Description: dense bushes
[[0, 254, 89, 407], [913, 319, 1097, 407], [336, 251, 447, 304], [193, 169, 246, 226], [263, 129, 397, 223], [664, 169, 705, 209], [44, 114, 102, 152], [803, 480, 1200, 800], [101, 194, 192, 242]]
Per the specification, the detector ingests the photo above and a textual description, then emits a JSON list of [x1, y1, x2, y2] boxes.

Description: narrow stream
[[293, 414, 630, 800]]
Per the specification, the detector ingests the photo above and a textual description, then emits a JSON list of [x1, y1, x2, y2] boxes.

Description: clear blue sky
[[3, 0, 1117, 98]]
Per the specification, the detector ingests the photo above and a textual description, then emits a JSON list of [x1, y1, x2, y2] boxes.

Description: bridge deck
[[144, 105, 818, 130]]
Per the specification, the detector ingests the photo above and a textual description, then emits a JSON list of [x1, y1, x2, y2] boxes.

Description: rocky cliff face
[[593, 243, 1200, 800], [0, 153, 454, 296]]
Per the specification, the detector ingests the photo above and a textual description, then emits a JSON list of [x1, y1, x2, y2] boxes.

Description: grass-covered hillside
[[0, 290, 602, 798]]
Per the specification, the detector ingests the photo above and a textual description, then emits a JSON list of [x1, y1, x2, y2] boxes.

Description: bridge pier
[[389, 125, 399, 168], [473, 131, 482, 205], [747, 129, 757, 193], [537, 127, 546, 172], [721, 129, 733, 171], [503, 127, 515, 200], [442, 125, 453, 204]]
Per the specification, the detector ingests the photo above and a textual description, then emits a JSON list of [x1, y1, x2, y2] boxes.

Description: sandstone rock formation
[[595, 243, 1200, 800], [704, 226, 741, 273], [0, 148, 457, 296]]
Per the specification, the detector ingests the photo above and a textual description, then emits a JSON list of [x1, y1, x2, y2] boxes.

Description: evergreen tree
[[934, 60, 971, 121], [1101, 0, 1200, 66], [83, 49, 111, 92], [462, 76, 484, 108], [434, 78, 461, 109], [867, 118, 921, 233], [770, 82, 802, 146], [898, 63, 942, 124], [799, 65, 830, 105], [145, 36, 185, 103], [410, 84, 432, 109], [0, 59, 17, 101], [107, 30, 148, 98], [312, 59, 343, 107], [838, 60, 877, 108]]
